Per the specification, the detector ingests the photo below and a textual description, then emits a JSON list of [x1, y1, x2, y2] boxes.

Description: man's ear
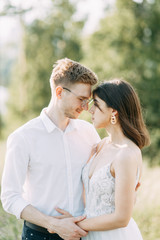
[[55, 86, 63, 99]]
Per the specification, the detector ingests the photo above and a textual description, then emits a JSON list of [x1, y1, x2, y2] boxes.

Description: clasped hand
[[47, 208, 87, 240]]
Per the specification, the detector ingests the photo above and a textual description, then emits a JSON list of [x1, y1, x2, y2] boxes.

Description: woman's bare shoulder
[[116, 142, 142, 167]]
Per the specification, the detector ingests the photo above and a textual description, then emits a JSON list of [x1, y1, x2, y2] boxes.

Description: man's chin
[[65, 113, 79, 119]]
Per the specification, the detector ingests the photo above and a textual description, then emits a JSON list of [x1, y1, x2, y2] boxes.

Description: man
[[1, 58, 100, 240]]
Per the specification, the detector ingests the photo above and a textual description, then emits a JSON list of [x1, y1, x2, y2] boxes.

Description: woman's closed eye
[[94, 102, 102, 111]]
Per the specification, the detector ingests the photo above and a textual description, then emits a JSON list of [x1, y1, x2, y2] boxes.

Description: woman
[[57, 79, 150, 240]]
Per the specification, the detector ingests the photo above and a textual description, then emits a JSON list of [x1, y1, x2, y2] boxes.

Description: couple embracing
[[1, 58, 150, 240]]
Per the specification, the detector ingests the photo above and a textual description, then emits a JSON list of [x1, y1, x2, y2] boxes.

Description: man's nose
[[82, 103, 89, 111]]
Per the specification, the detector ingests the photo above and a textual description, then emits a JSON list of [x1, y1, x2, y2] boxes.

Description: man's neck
[[46, 103, 70, 132]]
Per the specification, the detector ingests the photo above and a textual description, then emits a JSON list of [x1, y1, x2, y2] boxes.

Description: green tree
[[83, 0, 160, 165], [0, 0, 32, 138], [7, 0, 84, 129]]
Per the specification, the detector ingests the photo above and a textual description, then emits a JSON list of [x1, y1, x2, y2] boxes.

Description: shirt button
[[30, 233, 33, 236]]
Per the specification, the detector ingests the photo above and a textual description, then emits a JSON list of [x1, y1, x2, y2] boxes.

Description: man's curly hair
[[50, 58, 98, 89]]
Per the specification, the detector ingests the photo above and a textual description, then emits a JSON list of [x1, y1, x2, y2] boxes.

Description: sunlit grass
[[133, 206, 160, 240], [133, 162, 160, 240], [0, 201, 23, 240]]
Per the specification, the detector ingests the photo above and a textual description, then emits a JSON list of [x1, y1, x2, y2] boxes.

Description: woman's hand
[[55, 207, 73, 219]]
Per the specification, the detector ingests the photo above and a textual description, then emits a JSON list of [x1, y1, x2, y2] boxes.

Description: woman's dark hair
[[93, 79, 150, 149]]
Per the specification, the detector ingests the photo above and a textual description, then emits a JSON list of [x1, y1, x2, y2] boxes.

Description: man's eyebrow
[[79, 96, 90, 99]]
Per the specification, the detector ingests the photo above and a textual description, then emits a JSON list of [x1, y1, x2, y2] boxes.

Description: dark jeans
[[22, 221, 64, 240]]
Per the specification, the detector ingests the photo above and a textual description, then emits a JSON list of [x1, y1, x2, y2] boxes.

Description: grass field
[[0, 141, 160, 240]]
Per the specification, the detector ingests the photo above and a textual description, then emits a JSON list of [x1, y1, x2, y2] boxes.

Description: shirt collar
[[40, 108, 78, 133], [40, 108, 57, 133]]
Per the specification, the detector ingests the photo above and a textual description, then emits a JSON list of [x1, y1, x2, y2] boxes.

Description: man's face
[[61, 83, 92, 119]]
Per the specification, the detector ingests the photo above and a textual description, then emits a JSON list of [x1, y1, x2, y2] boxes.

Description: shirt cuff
[[9, 199, 30, 219]]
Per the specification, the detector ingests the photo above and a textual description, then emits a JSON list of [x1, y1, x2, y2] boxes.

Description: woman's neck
[[106, 123, 128, 145]]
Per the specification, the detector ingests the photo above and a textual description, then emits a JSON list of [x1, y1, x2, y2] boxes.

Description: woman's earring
[[111, 114, 116, 124]]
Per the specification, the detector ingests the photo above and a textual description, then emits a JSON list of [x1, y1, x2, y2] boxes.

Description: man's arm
[[1, 132, 87, 240], [21, 205, 87, 240], [1, 132, 30, 218]]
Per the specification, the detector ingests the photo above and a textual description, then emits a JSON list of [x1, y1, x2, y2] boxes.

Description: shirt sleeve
[[1, 131, 30, 219]]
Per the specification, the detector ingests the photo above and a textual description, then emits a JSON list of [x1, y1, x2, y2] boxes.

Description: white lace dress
[[82, 154, 143, 240]]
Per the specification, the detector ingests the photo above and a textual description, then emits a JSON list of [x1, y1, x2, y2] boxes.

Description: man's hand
[[47, 216, 87, 240]]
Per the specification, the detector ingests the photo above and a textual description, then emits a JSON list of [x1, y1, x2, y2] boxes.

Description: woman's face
[[89, 95, 113, 129]]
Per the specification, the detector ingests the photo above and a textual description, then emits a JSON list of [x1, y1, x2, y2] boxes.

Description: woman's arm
[[77, 151, 140, 231]]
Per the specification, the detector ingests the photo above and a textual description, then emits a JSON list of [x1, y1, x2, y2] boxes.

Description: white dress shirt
[[1, 109, 100, 219]]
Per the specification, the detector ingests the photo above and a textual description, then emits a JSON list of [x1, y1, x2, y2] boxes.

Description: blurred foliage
[[6, 0, 84, 127], [133, 205, 160, 240], [0, 0, 31, 16], [0, 2, 160, 239], [82, 0, 160, 166], [0, 200, 23, 240], [1, 0, 160, 165]]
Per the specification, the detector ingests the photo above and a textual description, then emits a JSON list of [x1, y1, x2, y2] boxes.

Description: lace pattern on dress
[[82, 154, 139, 218], [82, 155, 115, 218]]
